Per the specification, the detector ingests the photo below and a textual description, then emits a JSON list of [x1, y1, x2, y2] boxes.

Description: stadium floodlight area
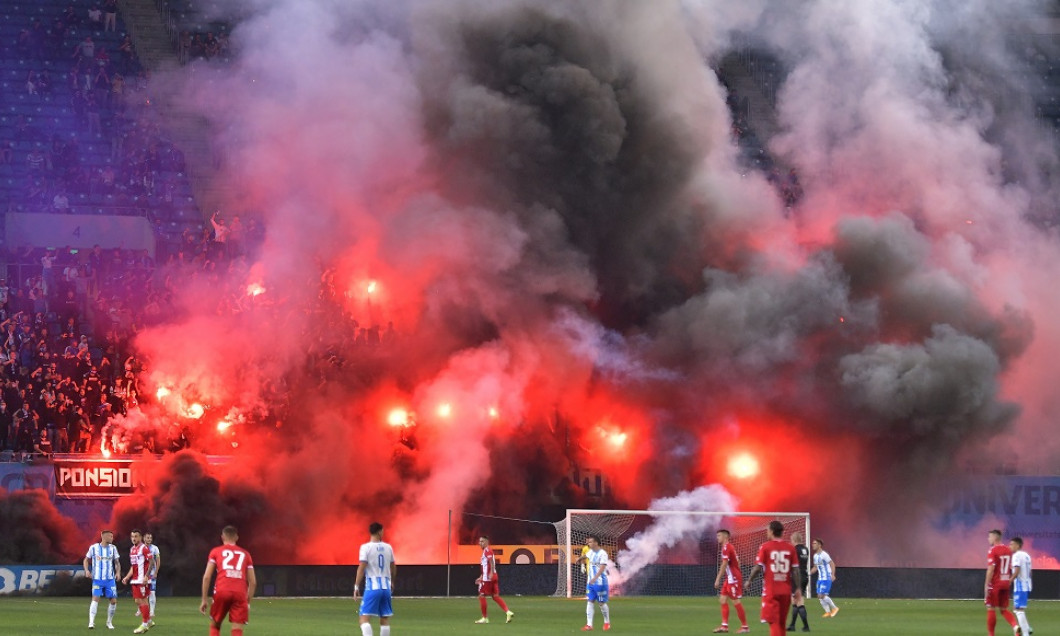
[[554, 509, 809, 598]]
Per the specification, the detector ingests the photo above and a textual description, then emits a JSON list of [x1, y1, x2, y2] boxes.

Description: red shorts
[[986, 584, 1011, 608], [478, 579, 500, 596], [131, 583, 148, 600], [721, 581, 743, 600], [761, 592, 791, 625], [211, 590, 250, 625]]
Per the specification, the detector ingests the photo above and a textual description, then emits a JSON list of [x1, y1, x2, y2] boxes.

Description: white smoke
[[612, 484, 737, 588]]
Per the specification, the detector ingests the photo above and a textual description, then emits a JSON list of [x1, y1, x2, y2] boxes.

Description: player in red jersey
[[985, 529, 1020, 636], [200, 526, 257, 636], [474, 535, 514, 624], [121, 529, 153, 634], [745, 521, 802, 636], [713, 529, 749, 633]]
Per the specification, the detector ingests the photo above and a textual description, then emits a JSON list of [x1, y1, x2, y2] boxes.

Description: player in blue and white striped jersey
[[810, 538, 839, 618], [82, 529, 121, 629], [1010, 537, 1033, 636], [355, 522, 397, 636], [582, 535, 612, 631]]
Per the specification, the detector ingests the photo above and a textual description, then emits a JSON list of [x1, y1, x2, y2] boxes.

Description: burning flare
[[387, 408, 410, 427]]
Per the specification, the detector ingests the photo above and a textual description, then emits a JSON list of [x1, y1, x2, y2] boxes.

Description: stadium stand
[[0, 0, 204, 251]]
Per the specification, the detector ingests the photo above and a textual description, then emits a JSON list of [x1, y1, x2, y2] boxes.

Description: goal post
[[553, 509, 810, 598]]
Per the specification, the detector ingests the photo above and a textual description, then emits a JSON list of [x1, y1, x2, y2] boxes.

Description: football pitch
[[1, 596, 1056, 635]]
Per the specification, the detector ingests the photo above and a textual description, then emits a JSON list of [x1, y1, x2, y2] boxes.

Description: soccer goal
[[553, 510, 809, 598]]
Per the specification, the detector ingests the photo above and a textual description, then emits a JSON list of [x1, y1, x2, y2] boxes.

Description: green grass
[[1, 596, 1056, 635]]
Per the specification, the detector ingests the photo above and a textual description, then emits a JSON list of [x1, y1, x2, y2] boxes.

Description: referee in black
[[788, 532, 811, 631]]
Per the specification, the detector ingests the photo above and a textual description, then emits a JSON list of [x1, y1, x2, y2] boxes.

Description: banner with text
[[53, 459, 146, 498], [455, 545, 569, 565], [0, 566, 85, 595], [940, 475, 1060, 569]]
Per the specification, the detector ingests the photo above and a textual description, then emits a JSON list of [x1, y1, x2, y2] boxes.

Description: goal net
[[553, 510, 809, 598]]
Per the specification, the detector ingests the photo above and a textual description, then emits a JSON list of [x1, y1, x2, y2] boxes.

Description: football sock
[[89, 600, 98, 622], [1016, 610, 1031, 634], [360, 622, 373, 636], [722, 603, 730, 625], [987, 608, 997, 636], [149, 591, 156, 616], [799, 605, 810, 627], [600, 603, 610, 624], [380, 627, 391, 636], [479, 596, 488, 617], [736, 603, 747, 626], [107, 603, 116, 623], [232, 630, 243, 636], [210, 626, 221, 636], [586, 601, 594, 627], [1001, 609, 1017, 627], [819, 598, 829, 613], [141, 604, 151, 622], [492, 595, 509, 612]]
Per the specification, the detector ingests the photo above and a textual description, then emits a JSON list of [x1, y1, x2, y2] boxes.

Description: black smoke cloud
[[0, 489, 82, 564], [416, 1, 755, 327], [110, 452, 273, 593]]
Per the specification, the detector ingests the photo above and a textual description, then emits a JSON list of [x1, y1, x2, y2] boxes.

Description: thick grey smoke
[[99, 0, 1060, 569]]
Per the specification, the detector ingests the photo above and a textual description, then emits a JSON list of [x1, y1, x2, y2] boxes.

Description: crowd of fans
[[176, 29, 230, 65], [154, 0, 233, 65], [0, 207, 268, 459], [0, 1, 228, 463], [0, 243, 149, 458]]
